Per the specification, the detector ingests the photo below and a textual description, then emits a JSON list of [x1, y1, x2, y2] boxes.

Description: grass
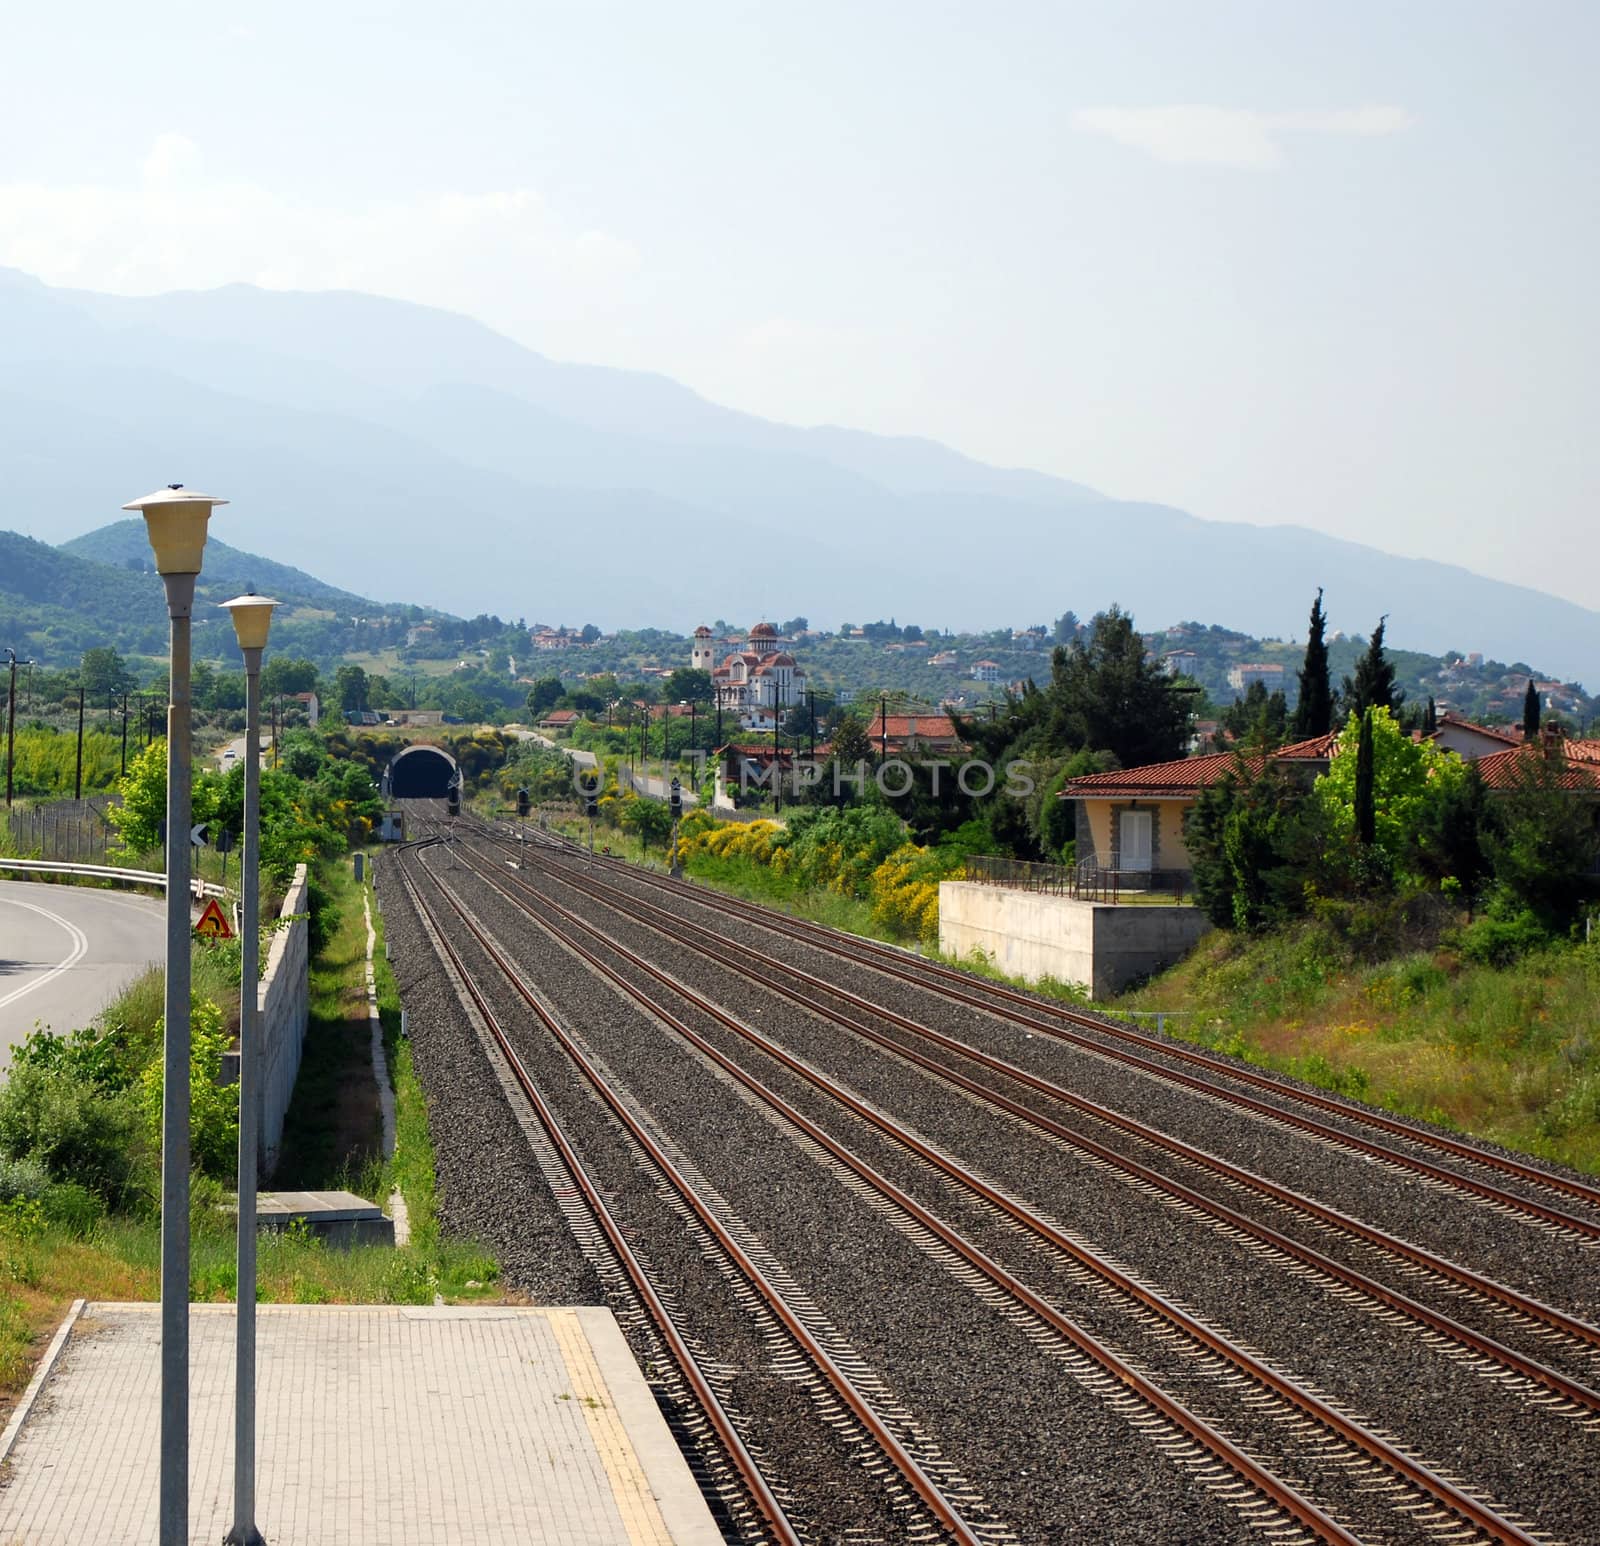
[[1115, 923, 1600, 1176], [0, 851, 501, 1424], [273, 860, 381, 1190]]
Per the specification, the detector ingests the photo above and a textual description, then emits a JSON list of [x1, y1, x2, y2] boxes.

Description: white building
[[701, 622, 808, 729], [1227, 662, 1286, 693]]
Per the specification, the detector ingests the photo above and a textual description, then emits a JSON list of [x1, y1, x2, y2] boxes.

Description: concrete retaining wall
[[259, 863, 311, 1175], [937, 881, 1211, 1000]]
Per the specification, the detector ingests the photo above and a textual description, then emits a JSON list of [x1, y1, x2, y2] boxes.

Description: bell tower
[[691, 625, 715, 672]]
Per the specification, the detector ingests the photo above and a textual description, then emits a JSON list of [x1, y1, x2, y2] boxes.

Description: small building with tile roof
[[1059, 734, 1338, 880]]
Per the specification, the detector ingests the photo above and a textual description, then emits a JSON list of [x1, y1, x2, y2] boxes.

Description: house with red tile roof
[[1058, 734, 1339, 880], [1430, 714, 1521, 762], [1472, 735, 1600, 792], [865, 713, 964, 757]]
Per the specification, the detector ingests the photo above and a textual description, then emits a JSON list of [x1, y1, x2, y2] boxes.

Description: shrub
[[303, 871, 340, 958], [0, 1055, 150, 1208], [0, 1155, 51, 1204], [138, 995, 239, 1181], [1454, 910, 1554, 969]]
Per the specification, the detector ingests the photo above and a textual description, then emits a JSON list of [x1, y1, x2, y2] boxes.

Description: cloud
[[0, 138, 643, 322], [1074, 104, 1415, 169]]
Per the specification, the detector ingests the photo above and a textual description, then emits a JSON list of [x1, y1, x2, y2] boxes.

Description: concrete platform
[[0, 1302, 721, 1545], [253, 1190, 396, 1248]]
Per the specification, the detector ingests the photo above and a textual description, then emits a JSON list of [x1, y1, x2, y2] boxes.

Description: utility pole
[[880, 693, 888, 758], [807, 689, 815, 763], [121, 692, 129, 775], [74, 681, 86, 800], [5, 648, 35, 809]]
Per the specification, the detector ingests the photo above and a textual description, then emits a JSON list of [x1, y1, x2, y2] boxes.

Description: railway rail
[[391, 809, 1584, 1543], [521, 821, 1600, 1241], [469, 825, 1600, 1398]]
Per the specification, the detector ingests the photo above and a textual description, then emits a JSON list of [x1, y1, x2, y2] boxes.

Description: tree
[[107, 738, 166, 853], [830, 712, 872, 767], [1523, 681, 1541, 739], [525, 677, 565, 718], [663, 668, 713, 705], [261, 657, 319, 698], [1482, 747, 1600, 929], [1424, 696, 1438, 736], [1341, 618, 1403, 718], [1052, 611, 1080, 646], [1353, 709, 1377, 847], [1407, 763, 1491, 904], [1291, 589, 1333, 738], [80, 646, 134, 703], [1313, 707, 1467, 883], [334, 664, 369, 714], [1042, 606, 1190, 769], [1222, 681, 1288, 747], [1185, 760, 1320, 931]]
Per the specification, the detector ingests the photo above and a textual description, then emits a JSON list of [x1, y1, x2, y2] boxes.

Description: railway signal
[[516, 787, 530, 818]]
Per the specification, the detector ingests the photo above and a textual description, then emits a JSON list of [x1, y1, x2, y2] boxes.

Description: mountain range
[[2, 265, 1595, 688]]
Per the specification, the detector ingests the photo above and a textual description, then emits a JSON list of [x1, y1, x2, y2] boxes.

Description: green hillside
[[0, 531, 170, 657], [0, 525, 453, 673], [60, 520, 374, 612]]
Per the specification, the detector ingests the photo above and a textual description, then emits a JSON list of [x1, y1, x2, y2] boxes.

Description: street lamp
[[124, 483, 226, 1546], [219, 591, 279, 1546]]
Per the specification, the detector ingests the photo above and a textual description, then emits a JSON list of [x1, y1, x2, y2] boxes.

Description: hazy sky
[[3, 2, 1596, 607]]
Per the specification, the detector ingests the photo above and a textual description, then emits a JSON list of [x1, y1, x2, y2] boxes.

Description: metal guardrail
[[0, 857, 228, 900]]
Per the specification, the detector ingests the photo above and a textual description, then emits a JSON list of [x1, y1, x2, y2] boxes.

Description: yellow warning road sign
[[194, 898, 233, 940]]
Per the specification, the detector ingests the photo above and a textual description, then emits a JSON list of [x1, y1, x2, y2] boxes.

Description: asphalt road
[[0, 881, 165, 1068]]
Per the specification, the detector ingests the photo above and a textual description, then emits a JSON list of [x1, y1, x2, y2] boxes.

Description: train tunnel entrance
[[386, 744, 459, 799]]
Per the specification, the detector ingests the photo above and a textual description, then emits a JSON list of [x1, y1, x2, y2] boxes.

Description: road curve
[[0, 880, 165, 1068]]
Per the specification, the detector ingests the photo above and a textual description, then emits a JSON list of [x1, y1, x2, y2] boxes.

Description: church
[[694, 623, 807, 731]]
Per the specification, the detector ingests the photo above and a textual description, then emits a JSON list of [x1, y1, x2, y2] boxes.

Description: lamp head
[[123, 484, 228, 575], [219, 591, 281, 652]]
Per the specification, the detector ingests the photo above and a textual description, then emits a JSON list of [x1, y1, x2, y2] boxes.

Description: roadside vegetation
[[0, 726, 499, 1418]]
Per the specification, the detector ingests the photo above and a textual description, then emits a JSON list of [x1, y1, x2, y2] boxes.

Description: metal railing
[[963, 854, 1190, 906], [964, 854, 1074, 894]]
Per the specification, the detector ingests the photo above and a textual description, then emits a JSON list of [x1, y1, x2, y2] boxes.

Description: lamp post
[[219, 592, 278, 1546], [124, 483, 226, 1546]]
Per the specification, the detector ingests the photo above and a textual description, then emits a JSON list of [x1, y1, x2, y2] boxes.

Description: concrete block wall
[[937, 881, 1211, 1000], [259, 863, 311, 1176]]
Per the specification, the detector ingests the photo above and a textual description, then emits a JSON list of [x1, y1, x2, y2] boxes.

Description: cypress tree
[[1343, 616, 1403, 718], [1424, 696, 1438, 735], [1354, 708, 1377, 847], [1292, 589, 1333, 738], [1522, 680, 1541, 739]]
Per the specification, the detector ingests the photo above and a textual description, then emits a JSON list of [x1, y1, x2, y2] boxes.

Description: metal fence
[[963, 853, 1191, 906], [3, 796, 120, 863]]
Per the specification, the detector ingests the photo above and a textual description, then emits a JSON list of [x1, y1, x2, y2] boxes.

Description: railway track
[[471, 823, 1600, 1394], [388, 811, 1586, 1543], [521, 821, 1600, 1242]]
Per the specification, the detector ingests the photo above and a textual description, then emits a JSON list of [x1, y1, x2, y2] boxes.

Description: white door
[[1119, 809, 1152, 872]]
